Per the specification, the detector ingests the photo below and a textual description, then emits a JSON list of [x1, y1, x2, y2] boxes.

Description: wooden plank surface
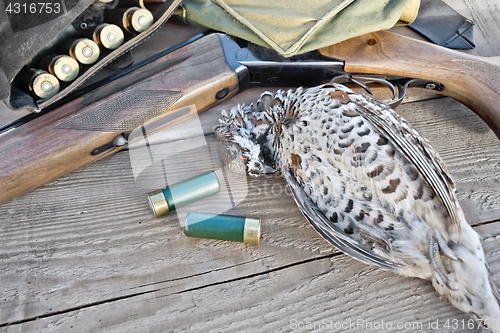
[[1, 0, 500, 332]]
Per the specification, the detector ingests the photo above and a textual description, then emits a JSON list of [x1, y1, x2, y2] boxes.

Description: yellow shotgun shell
[[123, 7, 154, 33], [67, 38, 100, 65], [23, 69, 60, 99], [39, 54, 79, 82], [93, 24, 125, 50]]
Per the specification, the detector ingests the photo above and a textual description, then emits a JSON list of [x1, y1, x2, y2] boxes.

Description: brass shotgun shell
[[147, 189, 170, 217], [23, 69, 60, 99], [93, 24, 125, 50], [146, 171, 220, 217], [243, 217, 261, 245], [63, 38, 100, 65], [123, 7, 154, 33], [39, 54, 79, 82]]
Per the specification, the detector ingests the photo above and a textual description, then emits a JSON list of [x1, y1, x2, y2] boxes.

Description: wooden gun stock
[[0, 34, 239, 203], [320, 31, 500, 139]]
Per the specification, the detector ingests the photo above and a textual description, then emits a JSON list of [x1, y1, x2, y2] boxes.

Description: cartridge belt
[[6, 0, 182, 113]]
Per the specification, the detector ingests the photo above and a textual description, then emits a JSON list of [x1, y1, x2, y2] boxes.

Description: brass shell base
[[146, 189, 169, 217]]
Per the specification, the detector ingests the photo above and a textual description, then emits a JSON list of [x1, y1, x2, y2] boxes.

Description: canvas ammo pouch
[[0, 0, 181, 113], [178, 0, 420, 57]]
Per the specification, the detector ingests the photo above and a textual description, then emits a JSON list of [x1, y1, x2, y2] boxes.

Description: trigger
[[389, 79, 444, 108]]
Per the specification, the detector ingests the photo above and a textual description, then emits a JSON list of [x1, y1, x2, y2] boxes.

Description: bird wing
[[348, 91, 462, 240], [283, 168, 401, 271]]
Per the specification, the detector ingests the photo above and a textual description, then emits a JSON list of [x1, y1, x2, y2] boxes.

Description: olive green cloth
[[180, 0, 419, 57]]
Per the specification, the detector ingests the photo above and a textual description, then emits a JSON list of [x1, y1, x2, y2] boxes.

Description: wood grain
[[5, 239, 499, 333]]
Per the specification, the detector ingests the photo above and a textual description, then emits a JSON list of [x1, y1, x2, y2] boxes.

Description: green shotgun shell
[[147, 171, 220, 217], [184, 212, 261, 245]]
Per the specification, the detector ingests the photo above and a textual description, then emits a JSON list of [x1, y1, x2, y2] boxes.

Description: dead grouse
[[215, 83, 500, 329]]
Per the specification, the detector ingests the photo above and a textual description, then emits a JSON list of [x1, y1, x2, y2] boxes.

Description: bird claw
[[434, 230, 460, 262], [357, 223, 392, 253], [430, 233, 458, 291]]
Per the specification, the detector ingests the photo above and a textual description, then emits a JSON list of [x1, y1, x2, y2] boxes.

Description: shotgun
[[0, 31, 499, 203]]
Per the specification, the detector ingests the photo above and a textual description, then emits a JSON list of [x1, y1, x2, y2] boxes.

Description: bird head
[[218, 130, 276, 177], [215, 106, 276, 177], [243, 152, 276, 177]]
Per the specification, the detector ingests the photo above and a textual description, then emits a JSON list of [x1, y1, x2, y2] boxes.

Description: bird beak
[[263, 164, 276, 174]]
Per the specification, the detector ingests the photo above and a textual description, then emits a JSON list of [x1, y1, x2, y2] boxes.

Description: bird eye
[[241, 152, 250, 161]]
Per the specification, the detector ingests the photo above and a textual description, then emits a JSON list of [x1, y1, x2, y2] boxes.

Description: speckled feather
[[215, 83, 500, 328]]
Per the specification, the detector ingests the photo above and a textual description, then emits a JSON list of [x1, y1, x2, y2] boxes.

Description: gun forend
[[0, 33, 239, 203], [320, 30, 500, 140]]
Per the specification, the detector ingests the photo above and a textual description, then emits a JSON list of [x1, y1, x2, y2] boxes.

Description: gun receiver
[[320, 30, 500, 140]]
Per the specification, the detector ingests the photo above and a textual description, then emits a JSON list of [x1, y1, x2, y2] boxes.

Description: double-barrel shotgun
[[0, 31, 499, 203]]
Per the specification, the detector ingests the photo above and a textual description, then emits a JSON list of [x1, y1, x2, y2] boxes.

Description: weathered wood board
[[1, 0, 500, 331]]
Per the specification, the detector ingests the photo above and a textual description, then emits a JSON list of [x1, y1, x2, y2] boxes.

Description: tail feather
[[489, 267, 500, 301], [431, 225, 500, 331]]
